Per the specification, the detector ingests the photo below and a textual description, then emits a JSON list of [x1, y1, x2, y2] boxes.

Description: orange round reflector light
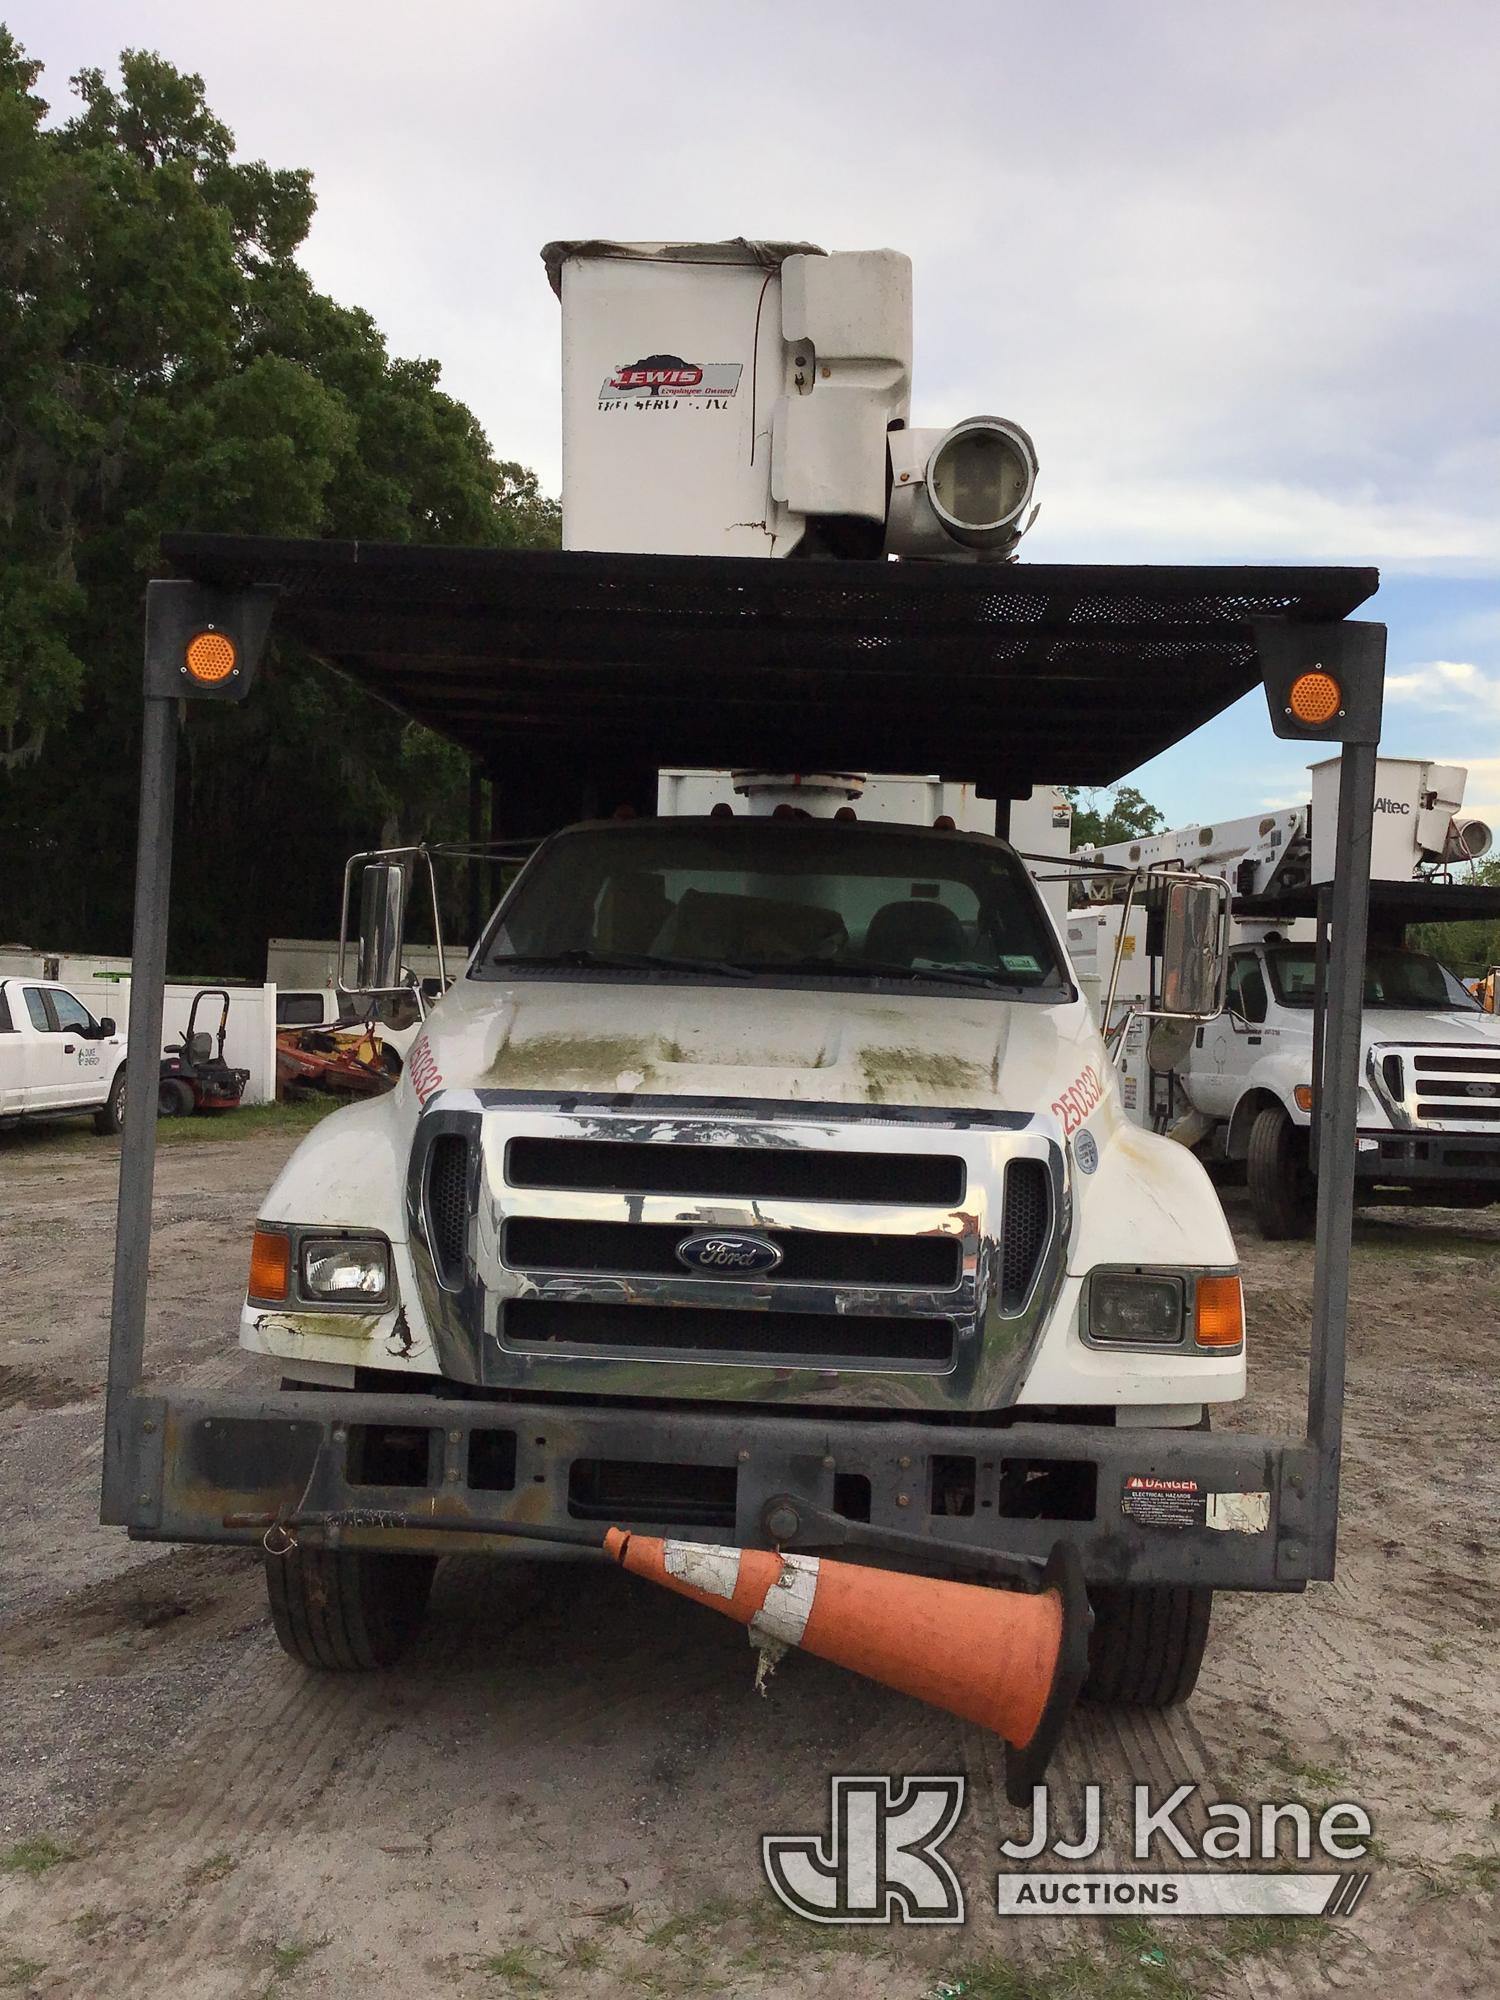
[[185, 630, 238, 684], [248, 1227, 290, 1303], [1288, 670, 1340, 726], [1194, 1274, 1244, 1350]]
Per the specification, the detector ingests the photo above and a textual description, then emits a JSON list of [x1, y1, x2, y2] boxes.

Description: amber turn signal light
[[1293, 1084, 1314, 1112], [185, 629, 238, 685], [1288, 670, 1341, 727], [1194, 1274, 1244, 1349], [248, 1228, 291, 1302]]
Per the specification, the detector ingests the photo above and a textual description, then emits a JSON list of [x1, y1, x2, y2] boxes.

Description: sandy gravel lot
[[1, 1114, 1497, 1999]]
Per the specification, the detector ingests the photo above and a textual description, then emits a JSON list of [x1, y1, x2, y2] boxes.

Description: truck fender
[[1225, 1086, 1295, 1160]]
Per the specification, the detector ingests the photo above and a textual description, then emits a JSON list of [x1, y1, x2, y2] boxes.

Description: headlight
[[1085, 1272, 1185, 1346], [300, 1236, 390, 1303]]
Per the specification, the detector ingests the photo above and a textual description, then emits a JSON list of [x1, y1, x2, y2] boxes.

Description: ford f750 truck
[[100, 239, 1389, 1789], [1073, 757, 1500, 1236]]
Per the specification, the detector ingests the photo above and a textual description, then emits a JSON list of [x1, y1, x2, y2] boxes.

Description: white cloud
[[1385, 660, 1500, 717]]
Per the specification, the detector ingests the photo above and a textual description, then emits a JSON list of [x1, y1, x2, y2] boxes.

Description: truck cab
[[246, 810, 1242, 1427], [1184, 936, 1500, 1235], [0, 977, 127, 1133], [1076, 759, 1500, 1238]]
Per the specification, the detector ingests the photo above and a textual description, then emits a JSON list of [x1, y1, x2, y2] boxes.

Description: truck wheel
[[93, 1066, 127, 1135], [1246, 1104, 1315, 1239], [1083, 1584, 1213, 1706], [265, 1546, 437, 1670], [157, 1077, 194, 1118]]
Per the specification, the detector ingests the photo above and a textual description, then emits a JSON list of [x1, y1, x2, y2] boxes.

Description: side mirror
[[1158, 879, 1228, 1020], [357, 861, 408, 993], [96, 1017, 116, 1038]]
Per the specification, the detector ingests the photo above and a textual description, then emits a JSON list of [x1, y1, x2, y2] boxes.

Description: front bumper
[[1351, 1129, 1500, 1185], [120, 1384, 1320, 1590]]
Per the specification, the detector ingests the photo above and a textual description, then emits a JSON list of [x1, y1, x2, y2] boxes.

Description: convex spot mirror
[[357, 861, 409, 995], [1158, 879, 1228, 1020]]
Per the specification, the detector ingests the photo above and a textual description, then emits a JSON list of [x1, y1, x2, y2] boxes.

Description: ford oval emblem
[[1465, 1081, 1497, 1097], [676, 1230, 783, 1275]]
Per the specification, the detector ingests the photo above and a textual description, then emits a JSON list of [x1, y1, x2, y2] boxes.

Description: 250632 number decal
[[1052, 1064, 1103, 1137]]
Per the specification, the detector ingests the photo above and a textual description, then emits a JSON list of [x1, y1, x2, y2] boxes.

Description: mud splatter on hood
[[410, 976, 1098, 1111]]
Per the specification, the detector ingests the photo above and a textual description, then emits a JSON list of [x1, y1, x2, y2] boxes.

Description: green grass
[[2, 1957, 45, 1990], [266, 1935, 329, 1982], [0, 1837, 73, 1878], [1271, 1744, 1347, 1795], [645, 1897, 740, 1952], [155, 1096, 345, 1145], [934, 1912, 1338, 2000], [0, 1093, 343, 1160], [185, 1850, 236, 1888], [479, 1945, 548, 1990]]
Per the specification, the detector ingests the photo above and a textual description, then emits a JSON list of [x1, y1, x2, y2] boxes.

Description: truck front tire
[[265, 1547, 437, 1670], [1246, 1103, 1316, 1239], [93, 1066, 127, 1135], [1083, 1583, 1212, 1706]]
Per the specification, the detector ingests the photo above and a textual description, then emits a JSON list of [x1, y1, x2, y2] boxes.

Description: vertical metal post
[[101, 694, 180, 1522], [1305, 737, 1378, 1565], [467, 762, 484, 947], [1308, 890, 1331, 1171]]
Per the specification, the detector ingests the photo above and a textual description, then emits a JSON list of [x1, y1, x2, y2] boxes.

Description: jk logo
[[761, 1775, 966, 1924]]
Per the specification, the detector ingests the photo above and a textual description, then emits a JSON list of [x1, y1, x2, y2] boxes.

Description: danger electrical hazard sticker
[[1122, 1478, 1273, 1533], [1122, 1476, 1207, 1529]]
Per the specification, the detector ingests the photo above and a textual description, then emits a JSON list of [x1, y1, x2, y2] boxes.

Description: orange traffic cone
[[605, 1528, 1090, 1803]]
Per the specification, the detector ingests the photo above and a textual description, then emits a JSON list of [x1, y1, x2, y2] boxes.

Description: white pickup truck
[[0, 977, 128, 1133]]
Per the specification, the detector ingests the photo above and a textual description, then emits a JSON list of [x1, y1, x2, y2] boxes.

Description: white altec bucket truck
[[1073, 758, 1500, 1238], [101, 239, 1390, 1794]]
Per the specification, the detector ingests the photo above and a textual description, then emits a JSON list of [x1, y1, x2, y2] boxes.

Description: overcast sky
[[17, 1, 1500, 831]]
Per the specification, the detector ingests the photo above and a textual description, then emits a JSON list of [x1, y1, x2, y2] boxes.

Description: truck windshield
[[481, 819, 1068, 996], [1266, 944, 1481, 1012]]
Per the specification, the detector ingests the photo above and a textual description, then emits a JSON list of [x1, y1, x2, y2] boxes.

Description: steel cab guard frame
[[102, 548, 1385, 1593]]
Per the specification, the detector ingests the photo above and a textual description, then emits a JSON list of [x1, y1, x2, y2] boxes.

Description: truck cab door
[[19, 987, 72, 1110], [0, 986, 23, 1114], [1186, 951, 1268, 1118], [46, 986, 111, 1108]]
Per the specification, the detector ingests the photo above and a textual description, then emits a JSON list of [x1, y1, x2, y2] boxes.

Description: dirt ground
[[1, 1114, 1497, 2000]]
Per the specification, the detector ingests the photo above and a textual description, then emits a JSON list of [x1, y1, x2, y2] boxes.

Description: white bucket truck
[[1074, 758, 1500, 1235], [99, 239, 1390, 1788]]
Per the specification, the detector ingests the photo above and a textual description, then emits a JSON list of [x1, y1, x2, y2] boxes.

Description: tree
[[1064, 783, 1165, 850], [0, 36, 558, 970], [1409, 855, 1500, 978]]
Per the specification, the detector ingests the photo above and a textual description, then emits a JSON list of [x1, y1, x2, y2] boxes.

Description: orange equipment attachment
[[605, 1527, 1090, 1804]]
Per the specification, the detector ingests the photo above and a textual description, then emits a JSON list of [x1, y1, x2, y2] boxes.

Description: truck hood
[[408, 975, 1095, 1112], [1360, 1009, 1500, 1049]]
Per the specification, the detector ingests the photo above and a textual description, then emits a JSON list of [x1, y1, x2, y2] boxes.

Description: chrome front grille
[[502, 1299, 956, 1369], [1371, 1043, 1500, 1129], [505, 1135, 965, 1205], [502, 1217, 962, 1288], [409, 1097, 1065, 1411]]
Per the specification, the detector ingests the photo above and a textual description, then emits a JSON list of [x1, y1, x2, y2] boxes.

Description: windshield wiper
[[494, 948, 754, 980], [729, 955, 1038, 991]]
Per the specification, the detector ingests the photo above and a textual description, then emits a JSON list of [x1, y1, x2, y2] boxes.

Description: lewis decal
[[599, 352, 743, 403]]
